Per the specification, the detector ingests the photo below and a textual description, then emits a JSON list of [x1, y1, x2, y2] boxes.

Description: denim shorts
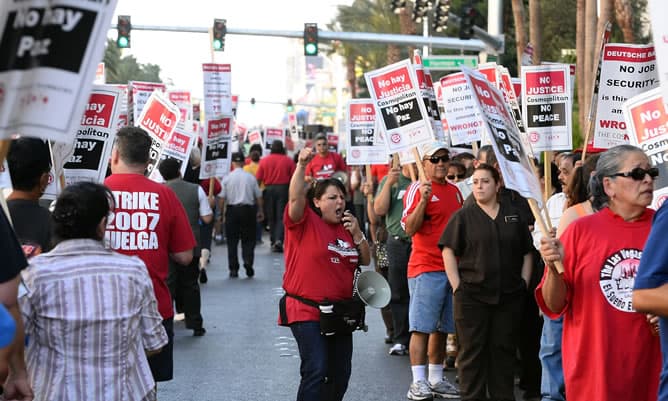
[[408, 271, 454, 334]]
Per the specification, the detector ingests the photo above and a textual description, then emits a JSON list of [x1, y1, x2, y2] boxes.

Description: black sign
[[205, 140, 228, 161], [526, 103, 566, 128], [381, 98, 422, 130], [63, 138, 104, 170], [351, 128, 374, 146]]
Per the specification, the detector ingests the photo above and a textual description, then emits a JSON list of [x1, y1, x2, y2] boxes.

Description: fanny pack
[[279, 292, 366, 335]]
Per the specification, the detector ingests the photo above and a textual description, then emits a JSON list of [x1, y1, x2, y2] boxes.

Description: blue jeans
[[539, 315, 565, 401], [407, 271, 454, 334], [290, 321, 353, 401]]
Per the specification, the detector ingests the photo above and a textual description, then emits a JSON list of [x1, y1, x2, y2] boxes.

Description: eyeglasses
[[427, 155, 450, 164], [608, 167, 659, 181], [447, 174, 466, 180]]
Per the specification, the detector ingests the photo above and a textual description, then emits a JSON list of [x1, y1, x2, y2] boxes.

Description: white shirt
[[219, 167, 262, 206], [532, 192, 566, 250]]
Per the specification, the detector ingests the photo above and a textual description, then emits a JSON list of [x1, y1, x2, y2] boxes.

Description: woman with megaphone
[[439, 163, 534, 401], [278, 147, 371, 401]]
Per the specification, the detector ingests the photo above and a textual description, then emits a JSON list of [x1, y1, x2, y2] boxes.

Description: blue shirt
[[634, 202, 668, 401]]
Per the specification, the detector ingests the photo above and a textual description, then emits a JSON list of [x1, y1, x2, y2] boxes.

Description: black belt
[[228, 204, 253, 208]]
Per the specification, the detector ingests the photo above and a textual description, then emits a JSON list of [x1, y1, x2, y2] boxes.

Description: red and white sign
[[364, 59, 433, 154], [202, 63, 232, 117], [439, 72, 485, 146], [623, 87, 668, 209], [168, 90, 192, 123], [137, 91, 180, 176], [346, 99, 386, 165], [247, 129, 262, 145], [264, 127, 285, 154], [148, 125, 195, 183], [128, 81, 166, 126], [594, 43, 658, 149], [94, 62, 105, 84], [200, 115, 233, 179]]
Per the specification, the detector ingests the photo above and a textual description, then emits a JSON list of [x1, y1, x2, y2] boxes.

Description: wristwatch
[[354, 233, 367, 246]]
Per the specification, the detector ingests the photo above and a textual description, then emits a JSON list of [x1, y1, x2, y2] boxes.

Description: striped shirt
[[20, 239, 168, 401]]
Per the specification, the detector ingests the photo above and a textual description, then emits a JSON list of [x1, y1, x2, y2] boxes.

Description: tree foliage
[[102, 39, 162, 84]]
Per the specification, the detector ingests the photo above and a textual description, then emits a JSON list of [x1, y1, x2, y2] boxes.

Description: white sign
[[202, 63, 232, 117], [168, 90, 192, 123], [346, 99, 386, 166], [264, 127, 285, 155], [623, 87, 668, 209], [521, 64, 573, 151], [149, 124, 195, 183], [0, 0, 119, 143], [364, 59, 433, 154], [414, 64, 445, 142], [200, 115, 233, 179], [463, 68, 543, 207], [128, 81, 166, 126], [136, 91, 180, 177], [594, 43, 658, 149], [440, 72, 486, 146]]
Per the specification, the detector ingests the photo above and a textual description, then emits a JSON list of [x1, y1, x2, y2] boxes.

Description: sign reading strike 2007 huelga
[[63, 85, 122, 185], [594, 44, 658, 149], [364, 59, 433, 153], [346, 99, 386, 166], [202, 63, 232, 117], [521, 64, 573, 152], [0, 0, 119, 143], [200, 115, 233, 180], [136, 91, 180, 177], [462, 68, 543, 207], [623, 87, 668, 209]]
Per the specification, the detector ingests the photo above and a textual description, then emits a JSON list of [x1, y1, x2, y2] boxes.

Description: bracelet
[[354, 233, 367, 246]]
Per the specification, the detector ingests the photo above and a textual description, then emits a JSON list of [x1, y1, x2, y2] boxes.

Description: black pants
[[454, 290, 523, 401], [385, 236, 411, 346], [225, 205, 256, 271], [264, 184, 289, 244], [167, 255, 203, 330]]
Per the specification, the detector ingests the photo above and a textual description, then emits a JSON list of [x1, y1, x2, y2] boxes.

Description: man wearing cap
[[304, 133, 347, 183], [218, 152, 264, 278], [401, 142, 463, 400]]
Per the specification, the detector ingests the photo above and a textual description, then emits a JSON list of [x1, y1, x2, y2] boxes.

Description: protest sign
[[477, 63, 499, 87], [63, 85, 122, 185], [521, 64, 573, 151], [364, 59, 433, 154], [0, 0, 118, 143], [113, 84, 128, 129], [202, 63, 232, 117], [136, 91, 180, 177], [462, 67, 543, 207], [94, 62, 105, 84], [200, 116, 233, 179], [42, 140, 72, 200], [432, 81, 451, 146], [623, 87, 668, 209], [128, 81, 166, 126], [327, 132, 340, 153], [148, 124, 195, 183], [440, 73, 486, 146], [264, 127, 285, 154], [168, 90, 192, 123], [648, 0, 668, 113], [346, 100, 386, 166], [593, 44, 658, 149], [499, 66, 535, 158], [247, 129, 262, 145], [414, 60, 446, 142]]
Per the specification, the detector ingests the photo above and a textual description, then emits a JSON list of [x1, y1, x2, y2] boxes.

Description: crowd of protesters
[[2, 128, 668, 401]]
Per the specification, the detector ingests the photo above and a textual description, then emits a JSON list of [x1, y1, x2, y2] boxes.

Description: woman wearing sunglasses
[[446, 161, 467, 184], [537, 144, 661, 401]]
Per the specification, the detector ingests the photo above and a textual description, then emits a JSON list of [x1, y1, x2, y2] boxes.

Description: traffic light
[[287, 99, 294, 112], [432, 0, 451, 32], [390, 0, 406, 14], [250, 97, 256, 106], [412, 0, 430, 24], [303, 23, 318, 56], [459, 6, 476, 40], [116, 15, 131, 48], [212, 19, 227, 51]]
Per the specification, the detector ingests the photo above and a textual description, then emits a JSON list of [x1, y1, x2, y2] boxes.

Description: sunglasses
[[609, 167, 659, 181], [427, 155, 450, 164], [447, 174, 466, 180]]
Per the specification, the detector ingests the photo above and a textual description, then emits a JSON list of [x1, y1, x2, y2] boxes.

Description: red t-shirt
[[105, 174, 196, 319], [370, 164, 390, 183], [535, 208, 661, 401], [401, 180, 462, 278], [256, 154, 296, 185], [280, 205, 358, 324], [199, 178, 221, 197], [305, 152, 347, 180]]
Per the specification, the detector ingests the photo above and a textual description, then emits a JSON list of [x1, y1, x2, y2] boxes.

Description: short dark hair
[[250, 150, 261, 162], [158, 158, 181, 181], [307, 178, 347, 217], [538, 162, 563, 194], [474, 163, 501, 184], [452, 152, 475, 163], [249, 143, 263, 155], [448, 161, 466, 174], [7, 138, 51, 191], [52, 182, 114, 242], [270, 140, 285, 154], [114, 126, 151, 165], [478, 145, 497, 166]]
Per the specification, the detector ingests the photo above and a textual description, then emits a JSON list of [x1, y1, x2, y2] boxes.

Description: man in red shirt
[[304, 133, 347, 183], [401, 142, 463, 400], [256, 140, 295, 252], [105, 126, 196, 383]]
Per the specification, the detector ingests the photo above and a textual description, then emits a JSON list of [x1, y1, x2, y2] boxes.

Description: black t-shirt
[[463, 187, 535, 226], [0, 206, 28, 283], [7, 198, 52, 255], [439, 201, 533, 304]]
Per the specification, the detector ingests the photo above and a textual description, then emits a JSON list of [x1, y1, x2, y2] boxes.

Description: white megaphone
[[355, 271, 391, 309]]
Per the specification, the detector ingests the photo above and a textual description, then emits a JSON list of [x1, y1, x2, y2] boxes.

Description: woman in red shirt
[[279, 148, 370, 401]]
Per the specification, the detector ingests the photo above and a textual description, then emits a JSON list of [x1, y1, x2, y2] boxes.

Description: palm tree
[[529, 0, 541, 65], [511, 0, 527, 73], [614, 0, 635, 43]]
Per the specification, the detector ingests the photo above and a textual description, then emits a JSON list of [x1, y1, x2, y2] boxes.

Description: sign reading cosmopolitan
[[364, 59, 433, 153], [0, 0, 119, 142], [63, 85, 122, 185], [623, 87, 668, 209], [136, 91, 180, 177], [521, 64, 573, 151], [346, 99, 386, 165], [462, 67, 543, 207], [439, 72, 485, 146], [594, 44, 658, 149]]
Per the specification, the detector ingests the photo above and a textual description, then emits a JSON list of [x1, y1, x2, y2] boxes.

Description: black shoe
[[199, 269, 208, 284], [193, 328, 206, 337], [272, 241, 283, 253], [245, 266, 255, 278], [229, 270, 239, 278], [384, 334, 393, 344]]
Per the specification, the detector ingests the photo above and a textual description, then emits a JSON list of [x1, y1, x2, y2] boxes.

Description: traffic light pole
[[109, 21, 503, 53]]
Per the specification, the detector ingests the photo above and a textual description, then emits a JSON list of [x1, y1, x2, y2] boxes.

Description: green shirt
[[376, 174, 412, 241]]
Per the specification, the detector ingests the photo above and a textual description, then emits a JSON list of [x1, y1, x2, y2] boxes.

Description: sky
[[111, 0, 354, 126]]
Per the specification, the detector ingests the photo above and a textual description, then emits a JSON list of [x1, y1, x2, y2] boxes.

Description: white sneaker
[[407, 380, 433, 400], [429, 377, 459, 399], [389, 343, 408, 356]]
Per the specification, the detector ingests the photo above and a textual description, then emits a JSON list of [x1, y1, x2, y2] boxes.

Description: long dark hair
[[566, 153, 600, 208], [52, 182, 114, 243], [306, 178, 347, 216]]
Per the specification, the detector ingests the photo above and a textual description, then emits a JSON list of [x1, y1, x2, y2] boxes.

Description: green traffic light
[[304, 43, 317, 56], [213, 39, 223, 50], [117, 36, 129, 48]]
